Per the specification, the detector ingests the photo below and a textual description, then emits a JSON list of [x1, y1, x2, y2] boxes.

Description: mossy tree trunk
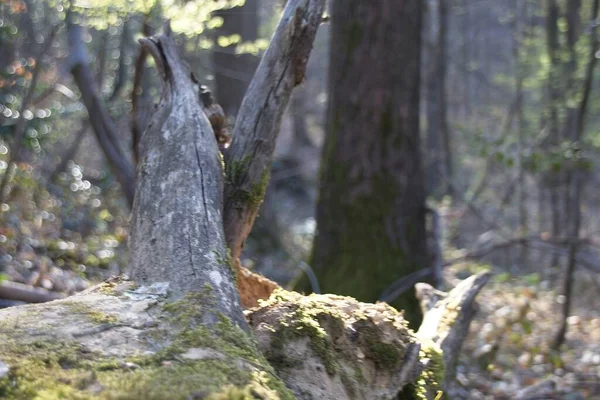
[[306, 0, 429, 326]]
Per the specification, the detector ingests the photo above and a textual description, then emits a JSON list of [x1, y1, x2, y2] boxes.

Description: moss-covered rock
[[247, 289, 422, 400], [0, 282, 294, 400]]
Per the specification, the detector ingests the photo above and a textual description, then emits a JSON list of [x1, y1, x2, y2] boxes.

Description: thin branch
[[109, 18, 130, 101], [130, 14, 152, 166], [66, 10, 135, 206], [223, 0, 326, 263], [378, 234, 600, 304], [0, 281, 65, 303]]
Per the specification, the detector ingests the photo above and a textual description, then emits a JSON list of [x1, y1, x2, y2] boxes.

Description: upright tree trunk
[[222, 0, 326, 308], [515, 0, 529, 265], [545, 0, 561, 269], [438, 0, 453, 196], [308, 0, 428, 325], [553, 0, 599, 349], [425, 0, 443, 196], [460, 0, 472, 119], [213, 0, 260, 116], [425, 0, 452, 197], [128, 26, 246, 329]]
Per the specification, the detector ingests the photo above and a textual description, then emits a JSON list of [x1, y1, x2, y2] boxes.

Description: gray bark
[[128, 23, 246, 330], [416, 272, 491, 396], [223, 0, 326, 263]]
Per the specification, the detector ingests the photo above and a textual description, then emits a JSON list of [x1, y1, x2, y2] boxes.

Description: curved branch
[[223, 0, 326, 261], [66, 12, 135, 206]]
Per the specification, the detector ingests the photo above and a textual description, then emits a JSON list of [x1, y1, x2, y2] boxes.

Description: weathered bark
[[222, 0, 326, 307], [247, 273, 490, 400], [0, 278, 293, 399], [128, 23, 246, 329], [0, 273, 489, 399], [305, 0, 428, 326], [213, 0, 260, 116], [416, 272, 490, 395], [248, 290, 422, 400]]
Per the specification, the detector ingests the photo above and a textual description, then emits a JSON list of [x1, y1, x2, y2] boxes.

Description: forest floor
[[451, 263, 600, 400], [1, 161, 599, 399]]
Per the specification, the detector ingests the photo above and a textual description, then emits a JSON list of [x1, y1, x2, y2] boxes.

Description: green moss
[[353, 319, 406, 370], [248, 169, 270, 210], [0, 292, 294, 400], [63, 302, 119, 324], [411, 340, 445, 400], [368, 341, 403, 369], [96, 283, 118, 296], [213, 249, 236, 281], [262, 291, 343, 375], [226, 154, 252, 187], [94, 277, 136, 296], [225, 155, 270, 213]]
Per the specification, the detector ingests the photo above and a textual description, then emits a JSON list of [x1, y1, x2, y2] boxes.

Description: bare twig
[[109, 18, 130, 101], [378, 234, 600, 304]]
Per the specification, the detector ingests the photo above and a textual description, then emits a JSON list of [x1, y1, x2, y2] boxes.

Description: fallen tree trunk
[[0, 273, 489, 399], [0, 280, 65, 304]]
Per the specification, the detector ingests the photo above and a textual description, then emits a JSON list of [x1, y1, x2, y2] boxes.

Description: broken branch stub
[[128, 22, 246, 329], [416, 272, 491, 393], [223, 0, 326, 262]]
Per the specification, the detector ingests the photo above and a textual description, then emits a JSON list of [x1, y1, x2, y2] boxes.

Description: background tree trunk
[[307, 0, 429, 326], [424, 0, 443, 196]]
